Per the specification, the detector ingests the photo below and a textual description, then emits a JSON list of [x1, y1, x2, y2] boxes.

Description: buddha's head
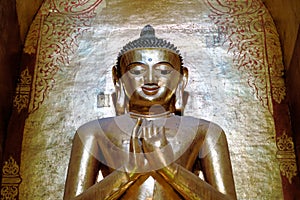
[[112, 25, 188, 116]]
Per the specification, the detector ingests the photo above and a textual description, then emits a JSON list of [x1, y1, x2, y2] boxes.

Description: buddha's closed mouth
[[142, 84, 159, 95]]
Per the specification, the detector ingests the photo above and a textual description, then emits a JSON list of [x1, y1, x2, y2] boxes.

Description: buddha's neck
[[128, 101, 175, 116], [129, 110, 173, 120]]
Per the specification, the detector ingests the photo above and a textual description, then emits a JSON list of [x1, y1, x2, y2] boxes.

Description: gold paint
[[207, 0, 286, 111], [1, 156, 22, 200], [262, 11, 286, 104], [13, 67, 31, 113], [1, 178, 22, 185], [2, 157, 20, 178], [24, 13, 42, 55], [19, 0, 286, 199], [63, 25, 237, 200], [26, 0, 105, 114], [42, 0, 103, 14], [1, 186, 18, 200], [276, 132, 298, 184]]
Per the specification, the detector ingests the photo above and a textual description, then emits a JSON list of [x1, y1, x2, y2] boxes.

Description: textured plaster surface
[[18, 0, 285, 199]]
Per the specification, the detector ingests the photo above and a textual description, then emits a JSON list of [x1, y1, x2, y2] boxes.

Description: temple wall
[[262, 0, 300, 181], [16, 0, 44, 43], [0, 0, 21, 169], [0, 0, 300, 199], [286, 26, 300, 184], [11, 0, 300, 69], [0, 0, 43, 159], [262, 0, 300, 69], [4, 0, 293, 199]]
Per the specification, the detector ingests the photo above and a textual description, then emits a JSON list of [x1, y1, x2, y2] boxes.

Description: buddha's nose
[[144, 70, 156, 84]]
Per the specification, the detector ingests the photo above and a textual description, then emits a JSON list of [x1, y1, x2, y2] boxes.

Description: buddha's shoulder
[[179, 116, 224, 132], [76, 115, 224, 134], [178, 115, 221, 126]]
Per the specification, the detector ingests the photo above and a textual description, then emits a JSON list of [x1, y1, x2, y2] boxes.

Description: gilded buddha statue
[[64, 25, 237, 200]]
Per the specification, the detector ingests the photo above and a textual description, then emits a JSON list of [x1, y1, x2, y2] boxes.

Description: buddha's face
[[115, 49, 187, 113]]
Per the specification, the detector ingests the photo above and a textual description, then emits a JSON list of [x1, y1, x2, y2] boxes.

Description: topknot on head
[[118, 25, 180, 57], [140, 25, 156, 39]]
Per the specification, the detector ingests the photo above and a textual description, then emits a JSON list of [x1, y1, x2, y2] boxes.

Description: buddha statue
[[64, 25, 237, 200]]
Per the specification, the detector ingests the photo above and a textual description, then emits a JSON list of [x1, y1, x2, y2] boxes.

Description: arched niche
[[2, 0, 297, 199]]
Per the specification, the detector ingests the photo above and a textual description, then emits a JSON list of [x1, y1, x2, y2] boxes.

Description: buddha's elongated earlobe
[[175, 82, 184, 115], [112, 66, 126, 115], [115, 80, 126, 115], [175, 67, 188, 115]]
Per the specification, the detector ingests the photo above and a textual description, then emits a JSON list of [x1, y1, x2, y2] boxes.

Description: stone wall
[[16, 0, 44, 43], [263, 0, 300, 177], [0, 0, 43, 183], [16, 1, 287, 199], [0, 0, 300, 198], [0, 0, 21, 167], [262, 0, 300, 68], [0, 0, 43, 172], [286, 27, 300, 177]]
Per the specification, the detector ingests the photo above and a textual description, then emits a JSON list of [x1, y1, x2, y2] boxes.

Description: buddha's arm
[[157, 163, 231, 200], [64, 133, 141, 200], [72, 169, 141, 200], [199, 129, 237, 199], [156, 129, 237, 200], [144, 124, 236, 199]]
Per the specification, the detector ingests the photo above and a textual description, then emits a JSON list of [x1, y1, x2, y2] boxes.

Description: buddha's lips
[[142, 85, 159, 95]]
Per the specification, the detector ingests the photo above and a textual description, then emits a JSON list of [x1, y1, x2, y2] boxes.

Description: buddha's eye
[[155, 64, 174, 75], [130, 69, 142, 75], [128, 64, 146, 75], [161, 69, 172, 75]]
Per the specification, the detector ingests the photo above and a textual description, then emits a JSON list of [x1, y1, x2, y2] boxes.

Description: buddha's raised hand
[[141, 121, 174, 169]]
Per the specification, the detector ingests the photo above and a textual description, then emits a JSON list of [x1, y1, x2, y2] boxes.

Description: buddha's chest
[[98, 116, 204, 172]]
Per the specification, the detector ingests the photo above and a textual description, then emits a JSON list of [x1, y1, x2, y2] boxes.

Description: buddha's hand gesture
[[124, 118, 145, 176], [141, 122, 174, 168]]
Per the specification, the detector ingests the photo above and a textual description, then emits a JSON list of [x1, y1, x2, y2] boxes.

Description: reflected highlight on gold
[[64, 25, 237, 200], [17, 0, 287, 199]]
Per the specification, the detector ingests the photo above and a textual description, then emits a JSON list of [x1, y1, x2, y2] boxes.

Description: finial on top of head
[[118, 25, 180, 57], [140, 25, 156, 38]]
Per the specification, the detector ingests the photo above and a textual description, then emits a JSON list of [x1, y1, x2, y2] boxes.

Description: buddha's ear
[[112, 66, 119, 85], [182, 66, 188, 89], [175, 66, 189, 115], [112, 66, 126, 115]]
